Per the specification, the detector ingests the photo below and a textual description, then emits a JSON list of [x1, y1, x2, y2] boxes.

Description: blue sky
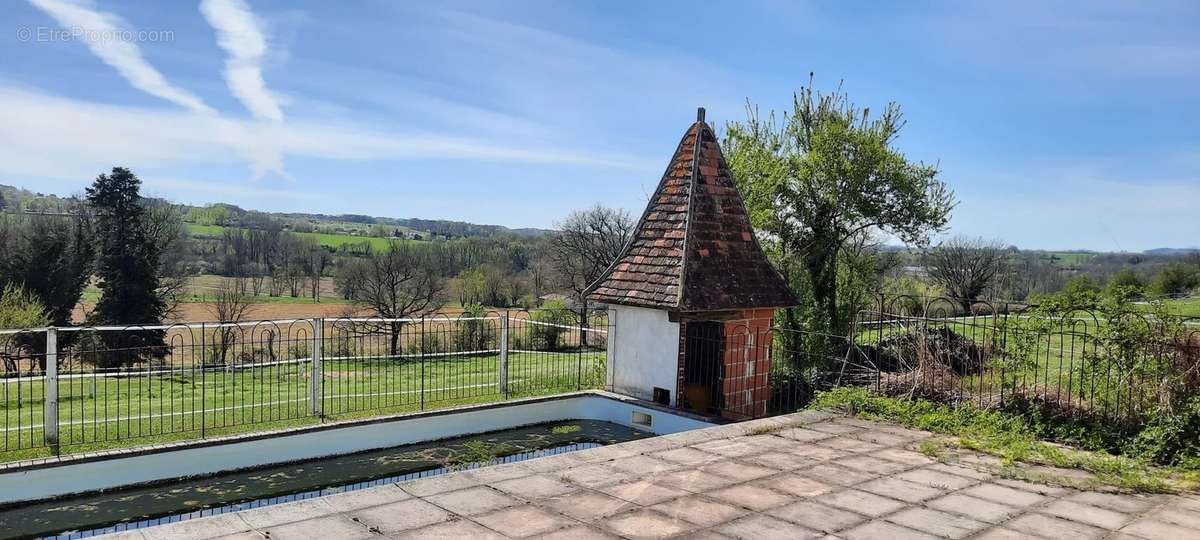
[[3, 1, 1197, 251]]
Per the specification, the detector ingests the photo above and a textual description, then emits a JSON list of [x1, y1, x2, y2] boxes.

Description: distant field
[[1043, 251, 1095, 267], [185, 223, 413, 251]]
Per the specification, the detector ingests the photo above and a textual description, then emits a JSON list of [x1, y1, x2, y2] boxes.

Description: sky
[[2, 0, 1197, 251]]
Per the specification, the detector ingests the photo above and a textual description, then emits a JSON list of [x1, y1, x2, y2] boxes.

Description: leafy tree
[[1106, 268, 1145, 300], [1150, 262, 1199, 298], [87, 167, 167, 363], [0, 213, 93, 327], [925, 237, 1007, 312], [725, 78, 954, 344], [0, 283, 50, 373]]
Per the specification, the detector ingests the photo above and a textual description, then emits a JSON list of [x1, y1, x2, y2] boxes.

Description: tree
[[725, 78, 954, 340], [549, 205, 633, 304], [0, 284, 49, 374], [1106, 268, 1145, 300], [205, 279, 257, 366], [925, 237, 1007, 312], [1150, 262, 1200, 298], [0, 213, 93, 327], [87, 167, 167, 363], [337, 244, 445, 355]]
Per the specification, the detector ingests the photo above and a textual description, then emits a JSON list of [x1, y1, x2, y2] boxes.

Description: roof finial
[[696, 107, 706, 123]]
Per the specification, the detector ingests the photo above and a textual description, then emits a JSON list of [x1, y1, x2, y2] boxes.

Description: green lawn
[[1, 351, 605, 462], [184, 223, 415, 251]]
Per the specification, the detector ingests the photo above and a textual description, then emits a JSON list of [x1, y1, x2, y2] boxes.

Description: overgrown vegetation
[[813, 387, 1200, 491]]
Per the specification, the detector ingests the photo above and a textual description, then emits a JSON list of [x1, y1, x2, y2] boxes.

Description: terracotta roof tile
[[586, 110, 798, 311]]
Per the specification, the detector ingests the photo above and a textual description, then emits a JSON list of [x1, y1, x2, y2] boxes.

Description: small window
[[631, 411, 653, 428]]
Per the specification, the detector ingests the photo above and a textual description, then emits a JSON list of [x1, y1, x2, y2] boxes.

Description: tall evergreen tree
[[87, 167, 167, 362]]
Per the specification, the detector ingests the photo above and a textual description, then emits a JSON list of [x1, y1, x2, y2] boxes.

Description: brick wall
[[720, 308, 774, 419]]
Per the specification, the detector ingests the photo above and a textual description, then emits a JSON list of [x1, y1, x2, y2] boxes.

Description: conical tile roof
[[587, 109, 798, 312]]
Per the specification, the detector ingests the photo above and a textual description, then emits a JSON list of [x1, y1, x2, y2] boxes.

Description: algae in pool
[[0, 419, 651, 540]]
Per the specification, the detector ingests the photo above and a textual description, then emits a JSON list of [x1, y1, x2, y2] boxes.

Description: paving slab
[[424, 486, 521, 515], [766, 500, 867, 532], [714, 513, 821, 539], [537, 490, 635, 522], [599, 508, 698, 539], [472, 505, 577, 537], [596, 480, 689, 506], [1006, 513, 1108, 539], [841, 520, 938, 540], [395, 518, 508, 539], [349, 498, 453, 534], [492, 474, 578, 500], [819, 489, 908, 517], [886, 507, 989, 539], [753, 472, 835, 498], [857, 476, 946, 502], [260, 515, 373, 540], [925, 493, 1019, 523], [1039, 499, 1135, 530], [707, 483, 795, 511], [648, 495, 749, 527]]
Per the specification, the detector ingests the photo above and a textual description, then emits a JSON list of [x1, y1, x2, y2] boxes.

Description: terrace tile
[[261, 515, 374, 540], [600, 508, 698, 539], [538, 490, 635, 522], [472, 505, 578, 537], [648, 495, 749, 527], [349, 498, 452, 533], [424, 486, 521, 515], [492, 474, 578, 500], [395, 519, 507, 539]]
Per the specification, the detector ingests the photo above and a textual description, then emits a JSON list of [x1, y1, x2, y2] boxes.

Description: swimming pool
[[0, 391, 714, 539]]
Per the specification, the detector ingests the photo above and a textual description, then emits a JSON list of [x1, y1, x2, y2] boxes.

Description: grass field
[[185, 223, 414, 251], [0, 350, 605, 462]]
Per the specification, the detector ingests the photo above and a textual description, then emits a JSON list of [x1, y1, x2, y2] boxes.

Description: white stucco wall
[[608, 305, 680, 405]]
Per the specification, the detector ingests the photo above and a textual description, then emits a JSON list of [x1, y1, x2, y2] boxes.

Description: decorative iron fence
[[758, 295, 1200, 424], [0, 309, 608, 457]]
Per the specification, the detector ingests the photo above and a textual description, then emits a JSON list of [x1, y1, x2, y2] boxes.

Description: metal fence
[[746, 295, 1200, 424], [0, 309, 608, 456], [667, 294, 1199, 424]]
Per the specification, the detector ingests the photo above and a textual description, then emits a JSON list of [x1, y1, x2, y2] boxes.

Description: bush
[[530, 301, 576, 351], [453, 303, 496, 352]]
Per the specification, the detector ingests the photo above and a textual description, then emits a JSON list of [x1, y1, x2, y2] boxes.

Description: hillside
[[0, 183, 553, 240]]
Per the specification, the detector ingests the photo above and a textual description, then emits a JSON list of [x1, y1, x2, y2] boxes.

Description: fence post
[[499, 311, 509, 396], [45, 327, 59, 453], [419, 317, 426, 411], [310, 318, 323, 416], [605, 309, 616, 391], [577, 308, 585, 390]]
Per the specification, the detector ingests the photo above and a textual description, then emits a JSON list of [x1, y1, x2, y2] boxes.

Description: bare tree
[[306, 242, 330, 302], [925, 236, 1008, 312], [205, 278, 257, 366], [549, 205, 634, 304], [338, 245, 445, 355]]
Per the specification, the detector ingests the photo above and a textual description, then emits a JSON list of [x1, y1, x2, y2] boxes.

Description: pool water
[[0, 419, 651, 540]]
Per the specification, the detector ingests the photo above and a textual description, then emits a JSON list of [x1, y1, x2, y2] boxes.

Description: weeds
[[813, 387, 1200, 492]]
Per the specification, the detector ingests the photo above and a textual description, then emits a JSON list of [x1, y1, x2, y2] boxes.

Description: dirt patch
[[873, 327, 992, 376]]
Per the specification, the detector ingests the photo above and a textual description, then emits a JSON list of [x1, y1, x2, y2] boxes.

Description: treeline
[[880, 238, 1200, 307]]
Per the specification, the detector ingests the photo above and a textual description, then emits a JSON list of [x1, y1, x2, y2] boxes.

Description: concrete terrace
[[100, 412, 1200, 540]]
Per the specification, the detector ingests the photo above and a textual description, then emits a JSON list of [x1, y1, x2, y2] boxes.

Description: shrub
[[530, 300, 576, 351], [453, 303, 495, 352]]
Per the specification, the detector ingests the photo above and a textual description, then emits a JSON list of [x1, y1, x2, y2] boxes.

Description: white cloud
[[0, 86, 645, 184], [200, 0, 284, 122], [26, 0, 213, 114]]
